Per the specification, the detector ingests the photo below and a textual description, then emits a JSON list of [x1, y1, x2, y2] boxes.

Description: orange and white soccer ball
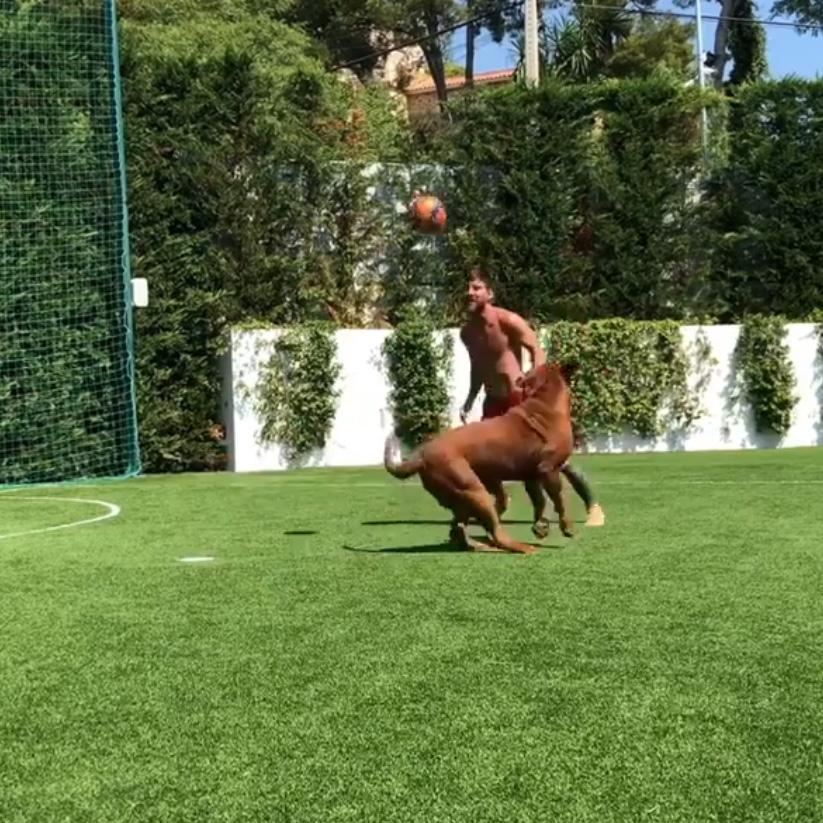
[[409, 192, 447, 234]]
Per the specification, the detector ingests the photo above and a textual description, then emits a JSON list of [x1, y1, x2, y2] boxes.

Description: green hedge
[[118, 17, 823, 471], [709, 80, 823, 319], [121, 13, 455, 471], [121, 14, 411, 471], [382, 317, 800, 447], [438, 78, 823, 327], [439, 77, 716, 322]]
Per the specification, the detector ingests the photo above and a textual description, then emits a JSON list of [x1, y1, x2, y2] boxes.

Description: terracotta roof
[[404, 68, 515, 95]]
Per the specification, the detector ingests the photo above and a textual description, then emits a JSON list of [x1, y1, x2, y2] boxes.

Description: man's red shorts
[[482, 390, 524, 420]]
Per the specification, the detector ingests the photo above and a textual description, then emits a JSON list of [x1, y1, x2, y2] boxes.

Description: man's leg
[[561, 461, 605, 527], [481, 396, 511, 514]]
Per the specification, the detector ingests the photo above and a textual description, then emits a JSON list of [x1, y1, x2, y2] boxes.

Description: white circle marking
[[0, 496, 121, 542]]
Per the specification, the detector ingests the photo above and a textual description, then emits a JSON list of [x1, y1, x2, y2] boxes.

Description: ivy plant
[[734, 315, 797, 436], [383, 314, 454, 448], [255, 323, 342, 460], [542, 319, 707, 443]]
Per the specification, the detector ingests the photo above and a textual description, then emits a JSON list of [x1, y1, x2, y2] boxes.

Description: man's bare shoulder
[[494, 306, 530, 331]]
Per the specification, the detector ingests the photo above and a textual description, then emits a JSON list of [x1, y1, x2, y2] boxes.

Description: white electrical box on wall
[[131, 278, 149, 308]]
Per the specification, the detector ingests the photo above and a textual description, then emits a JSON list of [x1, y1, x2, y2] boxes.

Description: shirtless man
[[459, 266, 605, 527]]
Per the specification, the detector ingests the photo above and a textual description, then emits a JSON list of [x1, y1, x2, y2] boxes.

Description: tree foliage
[[285, 0, 382, 78], [119, 0, 297, 24], [376, 0, 461, 107], [770, 0, 823, 30], [606, 16, 696, 81], [546, 0, 634, 81], [675, 0, 767, 89], [726, 0, 768, 87]]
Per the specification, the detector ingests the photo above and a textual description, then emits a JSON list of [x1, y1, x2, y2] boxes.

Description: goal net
[[0, 0, 140, 486]]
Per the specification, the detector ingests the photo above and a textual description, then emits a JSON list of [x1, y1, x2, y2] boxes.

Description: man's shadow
[[361, 517, 587, 526]]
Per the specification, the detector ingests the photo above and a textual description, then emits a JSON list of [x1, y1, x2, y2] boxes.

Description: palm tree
[[545, 0, 634, 81]]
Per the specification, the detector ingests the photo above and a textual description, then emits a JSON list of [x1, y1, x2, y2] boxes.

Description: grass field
[[1, 448, 823, 822]]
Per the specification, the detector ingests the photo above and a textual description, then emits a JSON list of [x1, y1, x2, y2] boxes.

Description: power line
[[331, 0, 822, 73], [614, 4, 823, 31]]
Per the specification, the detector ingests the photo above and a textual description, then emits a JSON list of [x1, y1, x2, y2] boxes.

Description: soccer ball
[[409, 192, 447, 234]]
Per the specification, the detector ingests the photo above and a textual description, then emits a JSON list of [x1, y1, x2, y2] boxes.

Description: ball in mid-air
[[409, 192, 447, 234]]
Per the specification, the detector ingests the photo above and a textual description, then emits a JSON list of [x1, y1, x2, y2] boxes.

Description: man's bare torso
[[461, 306, 524, 399]]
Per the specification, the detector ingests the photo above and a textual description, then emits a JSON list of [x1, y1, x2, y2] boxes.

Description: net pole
[[106, 0, 141, 475]]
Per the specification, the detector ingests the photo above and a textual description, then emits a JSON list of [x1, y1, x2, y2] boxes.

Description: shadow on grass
[[343, 540, 561, 554], [284, 530, 318, 536], [343, 542, 461, 554], [361, 518, 587, 527]]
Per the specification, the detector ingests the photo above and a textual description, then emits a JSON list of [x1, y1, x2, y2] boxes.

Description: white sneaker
[[586, 503, 605, 527]]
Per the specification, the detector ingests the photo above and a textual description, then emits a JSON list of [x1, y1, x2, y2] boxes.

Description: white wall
[[220, 324, 823, 473]]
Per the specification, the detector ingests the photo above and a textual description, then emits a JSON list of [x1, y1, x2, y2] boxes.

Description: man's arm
[[501, 310, 546, 369], [460, 328, 483, 422]]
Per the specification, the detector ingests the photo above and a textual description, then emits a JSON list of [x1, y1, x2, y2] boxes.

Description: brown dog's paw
[[560, 519, 575, 538], [531, 518, 551, 540]]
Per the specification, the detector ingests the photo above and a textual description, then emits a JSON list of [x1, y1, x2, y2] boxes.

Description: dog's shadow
[[343, 539, 564, 555], [343, 542, 463, 555], [354, 517, 579, 554]]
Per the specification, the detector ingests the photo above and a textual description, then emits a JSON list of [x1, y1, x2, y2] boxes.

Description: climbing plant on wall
[[383, 314, 453, 448], [733, 315, 797, 436], [542, 319, 707, 442], [255, 323, 342, 460]]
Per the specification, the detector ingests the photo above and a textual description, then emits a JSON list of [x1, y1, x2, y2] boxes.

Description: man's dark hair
[[468, 265, 494, 290]]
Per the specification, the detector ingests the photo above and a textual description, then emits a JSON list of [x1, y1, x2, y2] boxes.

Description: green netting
[[0, 0, 139, 486]]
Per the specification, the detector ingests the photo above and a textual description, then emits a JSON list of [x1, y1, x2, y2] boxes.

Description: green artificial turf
[[1, 448, 822, 822]]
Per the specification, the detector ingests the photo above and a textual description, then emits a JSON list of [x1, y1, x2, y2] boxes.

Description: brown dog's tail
[[383, 434, 423, 480]]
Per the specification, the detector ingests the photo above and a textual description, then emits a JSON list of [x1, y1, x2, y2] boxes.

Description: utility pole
[[694, 0, 709, 163], [524, 0, 539, 87]]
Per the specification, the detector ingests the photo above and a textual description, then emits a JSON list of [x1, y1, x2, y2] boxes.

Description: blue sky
[[457, 1, 821, 80]]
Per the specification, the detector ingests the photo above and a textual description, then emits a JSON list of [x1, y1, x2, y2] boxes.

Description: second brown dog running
[[384, 363, 575, 554]]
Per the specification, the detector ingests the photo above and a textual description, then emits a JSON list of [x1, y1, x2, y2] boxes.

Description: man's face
[[467, 277, 493, 313]]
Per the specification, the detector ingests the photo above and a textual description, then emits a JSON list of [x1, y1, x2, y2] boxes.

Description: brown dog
[[384, 363, 575, 554]]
